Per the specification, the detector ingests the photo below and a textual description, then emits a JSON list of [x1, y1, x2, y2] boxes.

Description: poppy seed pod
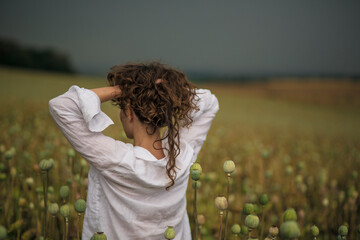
[[245, 214, 260, 229], [67, 148, 75, 158], [48, 203, 59, 216], [243, 203, 254, 215], [241, 225, 248, 235], [25, 177, 34, 187], [0, 173, 6, 181], [215, 195, 228, 211], [190, 163, 202, 174], [75, 199, 86, 213], [39, 159, 53, 171], [60, 185, 70, 199], [0, 225, 7, 240], [10, 167, 16, 178], [269, 226, 279, 237], [18, 198, 27, 208], [280, 221, 300, 239], [60, 204, 70, 218], [164, 226, 175, 239], [190, 170, 201, 181], [338, 225, 348, 236], [4, 147, 15, 160], [91, 232, 107, 240], [231, 224, 241, 234], [223, 160, 235, 174], [310, 225, 319, 237], [259, 193, 269, 206], [283, 208, 297, 222], [197, 214, 205, 225]]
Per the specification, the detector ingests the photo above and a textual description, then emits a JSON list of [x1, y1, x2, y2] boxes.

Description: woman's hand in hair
[[90, 86, 122, 103]]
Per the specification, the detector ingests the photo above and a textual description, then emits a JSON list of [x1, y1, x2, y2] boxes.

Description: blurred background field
[[0, 66, 359, 239]]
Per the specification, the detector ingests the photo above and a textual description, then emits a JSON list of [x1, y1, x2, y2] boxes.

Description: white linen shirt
[[48, 85, 219, 240]]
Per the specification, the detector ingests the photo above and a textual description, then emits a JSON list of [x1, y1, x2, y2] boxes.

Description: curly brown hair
[[107, 62, 199, 190]]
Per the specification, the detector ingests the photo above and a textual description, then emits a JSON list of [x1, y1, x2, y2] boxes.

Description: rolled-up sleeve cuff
[[69, 85, 114, 132]]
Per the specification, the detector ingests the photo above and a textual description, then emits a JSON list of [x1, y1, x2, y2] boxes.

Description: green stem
[[219, 211, 223, 240], [51, 215, 56, 240], [260, 206, 265, 240], [16, 207, 22, 240], [224, 174, 230, 240], [42, 171, 48, 239], [65, 217, 69, 240], [77, 213, 81, 240], [194, 181, 198, 240]]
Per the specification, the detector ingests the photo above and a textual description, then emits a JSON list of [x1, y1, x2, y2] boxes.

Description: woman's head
[[107, 62, 199, 189]]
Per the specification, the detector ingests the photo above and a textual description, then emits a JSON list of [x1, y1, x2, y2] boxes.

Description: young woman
[[49, 62, 219, 239]]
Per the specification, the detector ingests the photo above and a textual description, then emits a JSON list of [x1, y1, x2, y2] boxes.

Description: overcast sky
[[1, 1, 359, 76]]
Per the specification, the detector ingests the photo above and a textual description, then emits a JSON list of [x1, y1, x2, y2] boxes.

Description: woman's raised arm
[[90, 86, 122, 103]]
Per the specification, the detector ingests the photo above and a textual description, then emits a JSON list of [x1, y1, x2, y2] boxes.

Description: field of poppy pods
[[0, 67, 359, 239]]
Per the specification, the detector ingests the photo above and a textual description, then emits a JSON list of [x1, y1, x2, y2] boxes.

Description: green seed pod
[[261, 149, 270, 159], [285, 165, 293, 175], [245, 214, 260, 229], [66, 178, 72, 185], [190, 163, 202, 174], [190, 169, 201, 181], [29, 202, 35, 210], [74, 174, 81, 182], [60, 185, 70, 199], [215, 195, 228, 211], [192, 181, 201, 189], [197, 214, 205, 225], [280, 221, 300, 239], [283, 208, 297, 222], [4, 147, 15, 160], [39, 159, 53, 171], [253, 204, 260, 214], [60, 204, 70, 218], [310, 225, 319, 237], [231, 224, 241, 234], [265, 170, 273, 179], [338, 225, 348, 236], [48, 203, 59, 216], [0, 225, 7, 240], [223, 160, 235, 174], [259, 193, 269, 206], [10, 167, 16, 178], [269, 225, 279, 237], [48, 186, 55, 194], [25, 177, 34, 187], [67, 148, 75, 158], [75, 199, 86, 213], [240, 225, 248, 235], [18, 197, 27, 207], [243, 203, 254, 215], [91, 232, 107, 240], [164, 226, 175, 239], [0, 173, 6, 181], [297, 161, 305, 171], [80, 158, 88, 167]]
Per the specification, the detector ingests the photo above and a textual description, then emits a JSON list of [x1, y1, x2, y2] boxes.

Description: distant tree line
[[0, 37, 75, 73]]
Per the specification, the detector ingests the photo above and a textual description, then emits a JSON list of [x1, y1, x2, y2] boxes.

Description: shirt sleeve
[[48, 85, 129, 171], [180, 88, 219, 162]]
